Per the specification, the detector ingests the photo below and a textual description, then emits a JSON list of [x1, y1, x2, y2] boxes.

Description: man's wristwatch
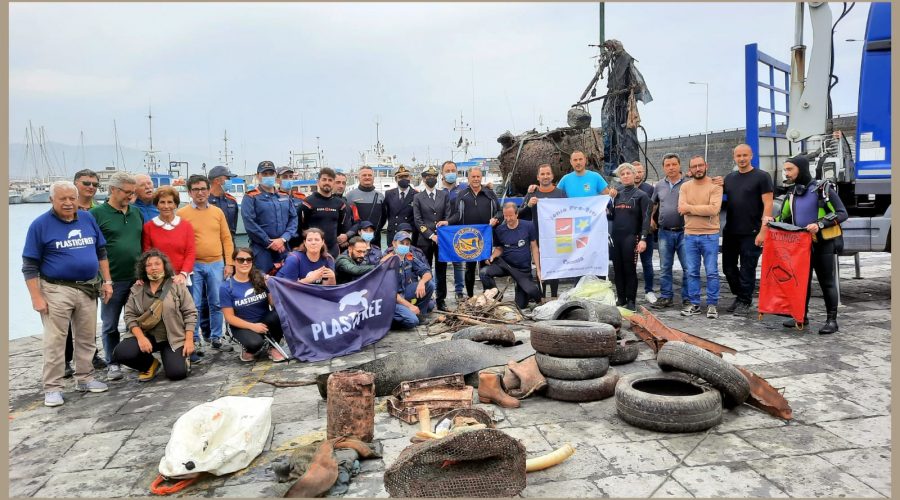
[[817, 220, 826, 230], [103, 280, 113, 285]]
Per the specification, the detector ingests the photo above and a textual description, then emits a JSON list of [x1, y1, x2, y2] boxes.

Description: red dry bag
[[758, 223, 812, 323]]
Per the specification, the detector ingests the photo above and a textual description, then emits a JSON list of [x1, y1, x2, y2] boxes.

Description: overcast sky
[[9, 2, 872, 175]]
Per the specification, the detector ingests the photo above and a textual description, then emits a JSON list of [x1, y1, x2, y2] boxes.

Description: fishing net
[[383, 428, 526, 497]]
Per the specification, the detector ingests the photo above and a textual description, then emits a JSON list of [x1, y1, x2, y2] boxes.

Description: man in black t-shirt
[[297, 167, 352, 257], [722, 144, 774, 316], [518, 164, 566, 298], [479, 202, 542, 309]]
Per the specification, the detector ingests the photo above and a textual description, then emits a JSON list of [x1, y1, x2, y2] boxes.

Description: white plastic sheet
[[159, 396, 273, 478]]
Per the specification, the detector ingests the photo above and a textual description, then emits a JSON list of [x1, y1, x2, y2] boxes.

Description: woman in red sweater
[[142, 186, 196, 285]]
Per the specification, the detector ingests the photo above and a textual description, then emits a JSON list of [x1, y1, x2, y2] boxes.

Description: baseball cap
[[208, 165, 236, 179], [277, 166, 295, 176], [397, 223, 414, 232], [358, 221, 375, 230], [393, 231, 412, 242], [257, 160, 277, 174]]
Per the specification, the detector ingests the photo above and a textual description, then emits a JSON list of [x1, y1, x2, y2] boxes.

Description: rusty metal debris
[[386, 374, 474, 425], [628, 306, 737, 356], [736, 366, 794, 420]]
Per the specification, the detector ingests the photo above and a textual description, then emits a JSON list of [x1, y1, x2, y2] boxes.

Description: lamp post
[[688, 81, 709, 160]]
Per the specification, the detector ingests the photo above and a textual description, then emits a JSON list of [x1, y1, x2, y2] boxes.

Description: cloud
[[9, 69, 133, 98]]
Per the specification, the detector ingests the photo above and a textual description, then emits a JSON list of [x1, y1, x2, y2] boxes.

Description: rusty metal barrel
[[326, 370, 375, 442]]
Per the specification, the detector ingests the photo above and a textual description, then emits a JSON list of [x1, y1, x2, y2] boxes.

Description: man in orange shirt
[[677, 155, 723, 319]]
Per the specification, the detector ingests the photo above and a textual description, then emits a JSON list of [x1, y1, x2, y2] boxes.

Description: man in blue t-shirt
[[22, 181, 114, 407], [555, 150, 618, 199], [479, 202, 543, 309]]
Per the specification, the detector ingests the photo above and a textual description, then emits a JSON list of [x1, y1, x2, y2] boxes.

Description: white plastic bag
[[532, 276, 617, 320], [159, 396, 273, 478]]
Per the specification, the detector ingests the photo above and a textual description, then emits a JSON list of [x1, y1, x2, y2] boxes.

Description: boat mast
[[80, 131, 86, 169], [143, 106, 160, 173], [219, 129, 233, 168], [453, 112, 472, 161], [114, 120, 126, 170]]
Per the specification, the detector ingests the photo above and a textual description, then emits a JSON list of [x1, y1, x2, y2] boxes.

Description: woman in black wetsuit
[[608, 162, 651, 310]]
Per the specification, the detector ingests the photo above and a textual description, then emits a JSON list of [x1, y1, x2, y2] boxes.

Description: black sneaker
[[92, 352, 107, 370], [725, 298, 740, 313], [436, 300, 447, 311], [211, 340, 234, 352], [63, 362, 74, 379], [732, 301, 751, 317], [652, 297, 673, 309]]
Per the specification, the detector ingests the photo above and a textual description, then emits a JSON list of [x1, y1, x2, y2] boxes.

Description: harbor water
[[9, 203, 51, 339]]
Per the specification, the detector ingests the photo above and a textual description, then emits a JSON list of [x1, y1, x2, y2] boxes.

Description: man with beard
[[517, 163, 566, 299], [384, 166, 418, 244], [722, 144, 774, 316], [346, 166, 388, 248], [335, 236, 393, 284], [480, 202, 543, 309], [632, 161, 658, 304], [678, 156, 723, 319], [298, 167, 351, 257], [412, 166, 451, 310]]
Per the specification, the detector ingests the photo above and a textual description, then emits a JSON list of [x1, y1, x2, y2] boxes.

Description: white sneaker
[[645, 291, 658, 304]]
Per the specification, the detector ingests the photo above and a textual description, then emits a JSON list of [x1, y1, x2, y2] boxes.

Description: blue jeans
[[100, 281, 132, 364], [684, 234, 720, 306], [189, 261, 225, 342], [640, 236, 655, 293], [392, 281, 436, 329], [657, 229, 688, 301], [452, 262, 464, 295]]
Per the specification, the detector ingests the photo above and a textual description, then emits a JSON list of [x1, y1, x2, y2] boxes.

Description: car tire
[[656, 341, 751, 408], [609, 340, 640, 366], [551, 299, 622, 330], [451, 325, 517, 346], [530, 320, 616, 358], [534, 353, 609, 380], [545, 369, 620, 402], [616, 370, 723, 433]]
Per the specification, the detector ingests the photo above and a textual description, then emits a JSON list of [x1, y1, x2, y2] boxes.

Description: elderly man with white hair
[[23, 181, 114, 406], [132, 173, 160, 221]]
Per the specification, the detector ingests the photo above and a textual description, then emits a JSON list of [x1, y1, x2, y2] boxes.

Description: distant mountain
[[7, 142, 220, 180]]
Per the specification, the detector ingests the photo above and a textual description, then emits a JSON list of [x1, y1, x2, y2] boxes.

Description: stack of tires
[[551, 299, 640, 367], [615, 341, 751, 433], [529, 320, 619, 402]]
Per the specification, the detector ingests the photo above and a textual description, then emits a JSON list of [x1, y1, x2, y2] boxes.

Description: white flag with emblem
[[537, 195, 610, 279]]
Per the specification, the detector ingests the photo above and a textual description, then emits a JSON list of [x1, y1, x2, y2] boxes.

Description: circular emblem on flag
[[452, 227, 484, 260]]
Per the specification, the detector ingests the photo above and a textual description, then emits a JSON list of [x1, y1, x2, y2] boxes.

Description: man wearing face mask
[[346, 166, 388, 248], [277, 166, 306, 212], [335, 236, 394, 284], [355, 221, 384, 263], [386, 231, 435, 329], [298, 167, 352, 256], [208, 165, 240, 238], [242, 161, 298, 274], [775, 155, 847, 334], [413, 166, 452, 310], [439, 161, 468, 304], [384, 166, 418, 245]]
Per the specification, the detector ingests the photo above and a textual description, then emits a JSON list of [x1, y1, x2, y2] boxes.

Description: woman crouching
[[221, 247, 288, 363], [114, 249, 198, 382]]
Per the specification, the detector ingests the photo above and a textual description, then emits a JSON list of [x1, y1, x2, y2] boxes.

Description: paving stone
[[343, 476, 389, 498], [738, 424, 856, 457], [522, 478, 601, 497], [209, 482, 291, 497], [106, 435, 166, 469], [659, 432, 768, 466], [536, 419, 630, 450], [789, 392, 876, 424], [741, 347, 809, 363], [502, 396, 591, 426], [8, 475, 50, 498], [819, 446, 892, 497], [270, 400, 323, 424], [34, 466, 146, 497], [594, 440, 680, 475], [816, 417, 891, 450], [523, 443, 615, 484], [747, 454, 883, 497], [9, 433, 79, 480], [269, 419, 326, 452], [714, 405, 788, 433], [672, 463, 788, 497], [503, 425, 554, 455], [592, 472, 691, 498], [117, 387, 217, 414], [51, 429, 133, 472]]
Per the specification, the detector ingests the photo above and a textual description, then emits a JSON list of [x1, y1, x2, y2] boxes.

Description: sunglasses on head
[[235, 257, 253, 264], [80, 180, 100, 188]]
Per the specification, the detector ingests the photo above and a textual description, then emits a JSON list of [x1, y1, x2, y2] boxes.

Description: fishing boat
[[348, 120, 400, 194], [9, 189, 23, 204]]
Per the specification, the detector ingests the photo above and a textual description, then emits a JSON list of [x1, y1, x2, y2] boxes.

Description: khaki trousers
[[40, 280, 98, 392]]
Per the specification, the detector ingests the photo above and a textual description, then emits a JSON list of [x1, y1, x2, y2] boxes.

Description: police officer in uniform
[[241, 161, 299, 274], [384, 166, 418, 245], [277, 166, 306, 211], [208, 165, 240, 237], [412, 166, 451, 310]]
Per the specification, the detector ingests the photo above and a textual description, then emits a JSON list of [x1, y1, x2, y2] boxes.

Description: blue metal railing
[[745, 43, 792, 169]]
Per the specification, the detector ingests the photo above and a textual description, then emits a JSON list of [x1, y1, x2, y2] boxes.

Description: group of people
[[24, 145, 847, 408]]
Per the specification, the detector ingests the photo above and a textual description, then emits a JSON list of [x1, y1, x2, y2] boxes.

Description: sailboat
[[22, 123, 67, 203]]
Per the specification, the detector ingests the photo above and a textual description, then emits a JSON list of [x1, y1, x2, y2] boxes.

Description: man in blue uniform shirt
[[386, 231, 434, 329], [208, 165, 240, 237], [242, 161, 299, 274], [480, 202, 543, 309]]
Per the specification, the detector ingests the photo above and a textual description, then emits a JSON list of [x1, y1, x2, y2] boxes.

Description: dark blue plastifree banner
[[268, 260, 398, 362]]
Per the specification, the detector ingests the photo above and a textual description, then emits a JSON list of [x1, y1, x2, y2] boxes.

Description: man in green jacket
[[335, 237, 392, 284]]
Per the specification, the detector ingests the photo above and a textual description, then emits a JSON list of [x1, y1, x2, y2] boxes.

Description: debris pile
[[530, 320, 620, 402]]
